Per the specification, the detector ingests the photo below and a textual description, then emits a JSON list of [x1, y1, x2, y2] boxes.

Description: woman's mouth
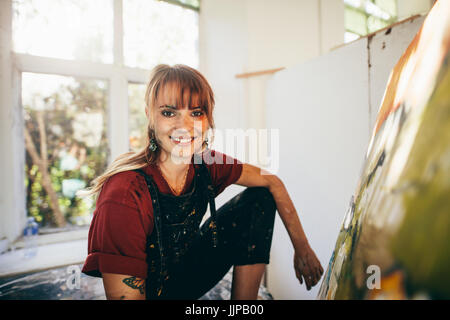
[[170, 136, 196, 145]]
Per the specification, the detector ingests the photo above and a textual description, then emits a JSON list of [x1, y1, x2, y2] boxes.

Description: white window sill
[[0, 229, 88, 278]]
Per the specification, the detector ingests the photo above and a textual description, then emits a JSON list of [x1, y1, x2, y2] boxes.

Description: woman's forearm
[[267, 175, 311, 253]]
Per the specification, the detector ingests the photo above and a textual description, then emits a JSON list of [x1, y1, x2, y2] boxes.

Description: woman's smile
[[170, 135, 198, 146]]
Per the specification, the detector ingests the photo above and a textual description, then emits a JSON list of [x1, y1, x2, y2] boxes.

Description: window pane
[[124, 0, 199, 69], [22, 73, 109, 228], [367, 15, 390, 33], [12, 0, 113, 63], [344, 31, 360, 43], [345, 7, 368, 36], [128, 83, 148, 152], [374, 0, 396, 18], [344, 0, 397, 40]]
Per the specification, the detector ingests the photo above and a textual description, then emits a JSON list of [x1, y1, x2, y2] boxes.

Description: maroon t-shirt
[[82, 150, 243, 279]]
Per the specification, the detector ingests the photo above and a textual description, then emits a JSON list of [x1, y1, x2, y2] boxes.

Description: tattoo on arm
[[122, 276, 146, 295]]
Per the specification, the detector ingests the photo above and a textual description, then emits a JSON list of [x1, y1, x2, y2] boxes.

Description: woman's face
[[149, 83, 209, 163]]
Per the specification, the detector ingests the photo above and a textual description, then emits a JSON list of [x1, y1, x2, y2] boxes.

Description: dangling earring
[[204, 137, 209, 149], [149, 138, 158, 152], [148, 127, 158, 152]]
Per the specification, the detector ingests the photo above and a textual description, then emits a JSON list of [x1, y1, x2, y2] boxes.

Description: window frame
[[160, 0, 200, 12]]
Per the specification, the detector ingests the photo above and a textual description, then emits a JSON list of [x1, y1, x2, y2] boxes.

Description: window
[[9, 0, 199, 230], [22, 73, 108, 227], [123, 0, 199, 69], [344, 0, 397, 42], [12, 0, 114, 63]]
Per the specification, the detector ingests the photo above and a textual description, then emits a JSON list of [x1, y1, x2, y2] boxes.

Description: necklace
[[156, 163, 189, 196]]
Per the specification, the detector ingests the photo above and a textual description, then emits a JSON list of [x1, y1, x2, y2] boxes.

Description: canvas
[[318, 0, 450, 300]]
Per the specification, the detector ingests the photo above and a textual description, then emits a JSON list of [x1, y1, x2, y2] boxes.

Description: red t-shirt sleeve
[[205, 150, 244, 197], [82, 171, 154, 279]]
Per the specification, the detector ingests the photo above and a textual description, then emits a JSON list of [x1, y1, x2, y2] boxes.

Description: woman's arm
[[234, 163, 324, 290], [235, 164, 310, 251], [102, 273, 146, 300]]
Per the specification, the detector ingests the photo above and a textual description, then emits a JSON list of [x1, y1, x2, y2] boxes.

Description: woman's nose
[[175, 112, 193, 130]]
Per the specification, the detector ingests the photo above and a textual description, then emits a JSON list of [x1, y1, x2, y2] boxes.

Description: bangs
[[155, 66, 212, 112]]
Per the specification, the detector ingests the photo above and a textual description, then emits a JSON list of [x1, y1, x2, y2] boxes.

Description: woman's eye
[[161, 110, 175, 117], [192, 111, 204, 117]]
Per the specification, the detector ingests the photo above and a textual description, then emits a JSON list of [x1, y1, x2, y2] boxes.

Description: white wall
[[265, 16, 424, 300], [246, 0, 319, 71], [199, 0, 248, 132], [397, 0, 433, 20]]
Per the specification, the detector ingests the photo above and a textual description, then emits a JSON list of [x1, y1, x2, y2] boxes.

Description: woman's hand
[[234, 165, 325, 290], [293, 244, 324, 290]]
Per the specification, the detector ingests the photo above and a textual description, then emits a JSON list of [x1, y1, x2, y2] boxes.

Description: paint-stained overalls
[[134, 158, 276, 300]]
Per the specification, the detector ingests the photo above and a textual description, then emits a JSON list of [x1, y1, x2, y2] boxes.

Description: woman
[[80, 64, 323, 300]]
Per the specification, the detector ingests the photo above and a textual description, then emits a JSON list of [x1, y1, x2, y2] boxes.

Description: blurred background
[[0, 0, 435, 299]]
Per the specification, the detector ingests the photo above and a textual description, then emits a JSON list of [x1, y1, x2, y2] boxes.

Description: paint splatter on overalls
[[134, 161, 276, 300]]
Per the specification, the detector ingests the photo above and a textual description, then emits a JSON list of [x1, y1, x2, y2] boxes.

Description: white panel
[[265, 38, 370, 299], [368, 16, 425, 131]]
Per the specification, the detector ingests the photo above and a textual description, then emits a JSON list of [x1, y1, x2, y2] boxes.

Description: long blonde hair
[[76, 64, 215, 200]]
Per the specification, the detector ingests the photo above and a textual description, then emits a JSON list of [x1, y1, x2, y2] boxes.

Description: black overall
[[134, 160, 276, 300]]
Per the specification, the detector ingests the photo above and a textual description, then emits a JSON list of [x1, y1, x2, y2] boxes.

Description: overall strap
[[197, 161, 219, 248], [133, 168, 166, 296]]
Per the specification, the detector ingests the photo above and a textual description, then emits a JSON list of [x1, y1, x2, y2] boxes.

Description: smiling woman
[[77, 64, 323, 300]]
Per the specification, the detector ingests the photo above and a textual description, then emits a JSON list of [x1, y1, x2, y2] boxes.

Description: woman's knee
[[243, 187, 276, 214]]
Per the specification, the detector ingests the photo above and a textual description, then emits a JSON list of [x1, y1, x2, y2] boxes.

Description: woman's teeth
[[170, 136, 195, 144]]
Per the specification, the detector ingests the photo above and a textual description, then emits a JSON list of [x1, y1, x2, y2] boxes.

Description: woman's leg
[[166, 187, 276, 299], [227, 187, 276, 300], [231, 264, 266, 300]]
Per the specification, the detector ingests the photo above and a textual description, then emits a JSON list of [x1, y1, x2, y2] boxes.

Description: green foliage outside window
[[23, 74, 109, 228], [345, 0, 397, 42]]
